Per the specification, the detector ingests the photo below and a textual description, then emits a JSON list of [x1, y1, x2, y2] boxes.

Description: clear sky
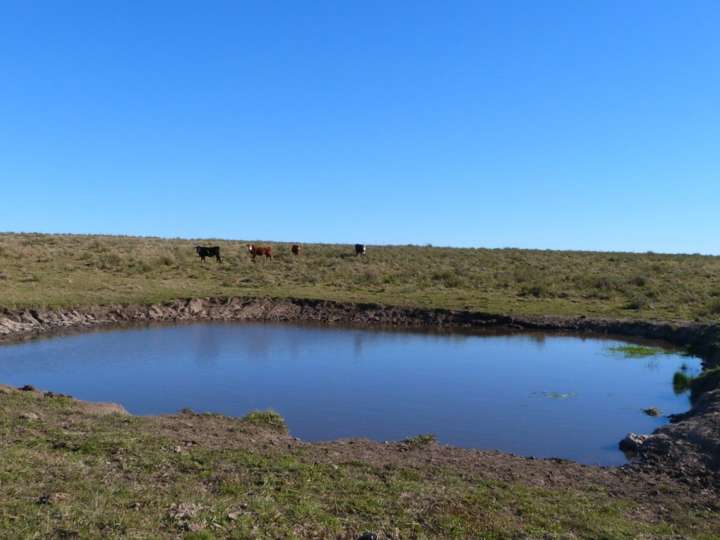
[[1, 1, 718, 253]]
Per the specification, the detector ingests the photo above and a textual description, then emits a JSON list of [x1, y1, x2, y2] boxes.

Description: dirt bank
[[1, 296, 719, 487]]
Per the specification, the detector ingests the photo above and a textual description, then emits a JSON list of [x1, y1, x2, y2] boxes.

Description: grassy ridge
[[1, 232, 720, 321]]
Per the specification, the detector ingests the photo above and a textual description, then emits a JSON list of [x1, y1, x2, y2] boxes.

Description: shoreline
[[1, 295, 719, 485]]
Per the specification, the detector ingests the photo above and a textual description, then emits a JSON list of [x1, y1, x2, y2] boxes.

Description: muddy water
[[0, 322, 700, 465]]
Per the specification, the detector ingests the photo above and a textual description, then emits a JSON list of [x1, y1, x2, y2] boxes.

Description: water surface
[[0, 323, 699, 465]]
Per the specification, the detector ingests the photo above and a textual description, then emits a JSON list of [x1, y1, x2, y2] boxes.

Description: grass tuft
[[673, 371, 693, 394], [402, 434, 437, 447], [241, 409, 287, 432]]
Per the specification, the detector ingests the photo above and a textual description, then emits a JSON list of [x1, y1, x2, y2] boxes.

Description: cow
[[354, 244, 366, 256], [248, 244, 272, 261], [291, 244, 301, 256], [195, 245, 222, 263]]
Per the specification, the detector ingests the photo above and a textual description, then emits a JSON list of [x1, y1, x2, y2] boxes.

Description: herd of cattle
[[194, 243, 366, 263]]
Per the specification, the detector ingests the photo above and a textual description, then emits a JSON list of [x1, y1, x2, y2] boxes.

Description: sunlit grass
[[2, 232, 720, 323]]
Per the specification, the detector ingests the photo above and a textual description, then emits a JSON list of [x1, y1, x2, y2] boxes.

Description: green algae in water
[[606, 345, 668, 358], [532, 391, 577, 399]]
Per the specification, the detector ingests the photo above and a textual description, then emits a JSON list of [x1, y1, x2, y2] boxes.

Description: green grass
[[607, 344, 669, 358], [2, 232, 720, 322], [2, 233, 720, 537], [673, 371, 693, 394], [1, 388, 718, 539], [241, 409, 287, 432]]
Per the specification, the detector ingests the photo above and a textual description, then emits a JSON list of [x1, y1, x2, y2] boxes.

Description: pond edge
[[1, 295, 719, 484]]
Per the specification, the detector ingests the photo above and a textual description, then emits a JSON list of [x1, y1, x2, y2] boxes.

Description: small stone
[[619, 433, 648, 452], [168, 502, 202, 521], [20, 412, 40, 421], [227, 511, 240, 521]]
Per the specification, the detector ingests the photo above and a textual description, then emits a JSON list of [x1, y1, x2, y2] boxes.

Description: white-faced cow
[[248, 244, 272, 261], [354, 244, 366, 256], [195, 246, 222, 263]]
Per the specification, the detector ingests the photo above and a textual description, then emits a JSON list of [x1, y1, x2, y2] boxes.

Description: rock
[[44, 391, 71, 398], [20, 412, 40, 421], [619, 433, 648, 452], [643, 407, 662, 417], [357, 534, 377, 540], [19, 384, 36, 392], [188, 298, 205, 315]]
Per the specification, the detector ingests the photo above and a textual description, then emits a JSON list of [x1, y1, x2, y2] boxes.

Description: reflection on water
[[0, 322, 700, 466]]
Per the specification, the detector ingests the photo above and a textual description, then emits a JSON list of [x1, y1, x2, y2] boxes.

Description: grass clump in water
[[241, 409, 287, 432], [607, 345, 666, 358], [673, 371, 693, 394]]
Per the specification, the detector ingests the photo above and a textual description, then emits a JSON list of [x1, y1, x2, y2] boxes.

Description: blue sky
[[1, 1, 718, 253]]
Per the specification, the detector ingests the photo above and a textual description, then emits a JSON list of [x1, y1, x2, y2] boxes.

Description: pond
[[0, 322, 700, 465]]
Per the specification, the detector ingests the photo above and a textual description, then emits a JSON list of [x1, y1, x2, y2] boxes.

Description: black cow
[[354, 244, 366, 256], [195, 246, 222, 263]]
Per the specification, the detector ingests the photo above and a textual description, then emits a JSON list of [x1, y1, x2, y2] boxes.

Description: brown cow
[[291, 244, 301, 256], [248, 244, 272, 261]]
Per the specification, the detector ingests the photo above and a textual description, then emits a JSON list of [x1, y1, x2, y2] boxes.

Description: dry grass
[[1, 232, 719, 321]]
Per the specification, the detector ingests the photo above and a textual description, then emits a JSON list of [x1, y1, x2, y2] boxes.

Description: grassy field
[[2, 232, 720, 322], [3, 232, 720, 538], [1, 386, 718, 539]]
